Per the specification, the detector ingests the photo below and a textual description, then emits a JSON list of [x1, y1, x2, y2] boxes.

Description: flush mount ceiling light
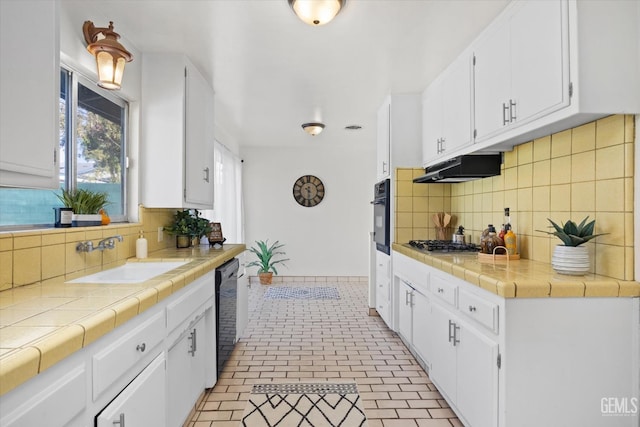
[[82, 21, 133, 90], [301, 122, 325, 136], [288, 0, 346, 26]]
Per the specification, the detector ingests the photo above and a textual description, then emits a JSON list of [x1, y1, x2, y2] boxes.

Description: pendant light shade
[[83, 21, 133, 90], [288, 0, 345, 26], [302, 122, 325, 136]]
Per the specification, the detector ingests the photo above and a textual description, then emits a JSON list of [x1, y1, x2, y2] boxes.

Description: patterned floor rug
[[263, 287, 340, 300], [241, 383, 367, 427]]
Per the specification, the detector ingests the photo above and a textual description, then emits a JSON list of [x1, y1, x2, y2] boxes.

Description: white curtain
[[207, 141, 244, 243]]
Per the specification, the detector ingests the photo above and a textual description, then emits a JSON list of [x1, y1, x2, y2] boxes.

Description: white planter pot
[[72, 214, 102, 227], [551, 245, 590, 276]]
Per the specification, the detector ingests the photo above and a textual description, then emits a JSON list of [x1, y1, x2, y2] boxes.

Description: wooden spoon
[[443, 213, 451, 228], [432, 213, 441, 227]]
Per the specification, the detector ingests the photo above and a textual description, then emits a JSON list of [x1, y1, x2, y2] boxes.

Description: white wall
[[242, 145, 375, 277], [59, 4, 143, 221]]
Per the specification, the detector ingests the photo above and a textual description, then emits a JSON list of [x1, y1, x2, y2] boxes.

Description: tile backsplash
[[396, 114, 635, 280], [0, 207, 176, 290]]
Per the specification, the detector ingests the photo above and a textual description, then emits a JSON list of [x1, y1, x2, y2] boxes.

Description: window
[[209, 142, 243, 243], [0, 67, 128, 227]]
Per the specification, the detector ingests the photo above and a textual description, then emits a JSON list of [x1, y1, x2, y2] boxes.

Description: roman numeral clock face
[[293, 175, 325, 207]]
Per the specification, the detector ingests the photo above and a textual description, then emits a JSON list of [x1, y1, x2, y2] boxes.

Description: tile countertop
[[0, 243, 245, 396], [393, 243, 640, 298]]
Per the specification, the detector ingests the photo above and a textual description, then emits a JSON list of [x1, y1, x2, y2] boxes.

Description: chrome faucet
[[76, 235, 123, 253]]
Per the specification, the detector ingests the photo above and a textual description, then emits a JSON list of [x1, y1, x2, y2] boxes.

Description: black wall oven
[[372, 179, 391, 254]]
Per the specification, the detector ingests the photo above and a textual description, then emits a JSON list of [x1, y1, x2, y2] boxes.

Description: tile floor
[[186, 280, 462, 427]]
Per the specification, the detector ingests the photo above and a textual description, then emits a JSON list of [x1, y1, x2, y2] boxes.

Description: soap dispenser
[[136, 230, 148, 259]]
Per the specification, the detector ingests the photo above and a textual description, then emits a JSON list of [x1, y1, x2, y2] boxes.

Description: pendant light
[[288, 0, 346, 26], [82, 21, 133, 90], [302, 122, 325, 136]]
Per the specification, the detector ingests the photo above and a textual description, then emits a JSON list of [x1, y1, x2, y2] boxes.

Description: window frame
[[69, 68, 130, 223]]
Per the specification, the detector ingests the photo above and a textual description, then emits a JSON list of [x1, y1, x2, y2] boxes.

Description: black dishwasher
[[215, 258, 239, 377]]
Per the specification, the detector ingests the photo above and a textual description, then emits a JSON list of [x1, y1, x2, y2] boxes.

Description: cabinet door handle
[[189, 328, 197, 356], [437, 287, 444, 293], [440, 137, 446, 153], [405, 290, 411, 305], [136, 343, 146, 352], [203, 167, 210, 183], [468, 305, 477, 312], [502, 102, 509, 126], [453, 323, 460, 346], [448, 320, 455, 344], [382, 161, 388, 174], [509, 99, 517, 122], [113, 413, 125, 427], [448, 320, 460, 346]]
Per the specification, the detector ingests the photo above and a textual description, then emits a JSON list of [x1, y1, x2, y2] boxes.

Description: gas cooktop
[[407, 240, 481, 253]]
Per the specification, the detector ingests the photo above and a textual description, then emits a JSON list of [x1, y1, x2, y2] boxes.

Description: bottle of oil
[[503, 207, 517, 255], [504, 224, 517, 255]]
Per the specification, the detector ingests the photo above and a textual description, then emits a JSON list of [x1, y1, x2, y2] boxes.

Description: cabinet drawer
[[93, 311, 165, 398], [458, 288, 498, 333], [1, 365, 86, 427], [430, 273, 457, 307], [167, 274, 214, 334]]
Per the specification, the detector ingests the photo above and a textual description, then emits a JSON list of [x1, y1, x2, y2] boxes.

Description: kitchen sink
[[67, 261, 188, 284]]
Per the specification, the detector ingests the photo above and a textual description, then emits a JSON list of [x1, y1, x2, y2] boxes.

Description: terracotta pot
[[176, 235, 191, 248], [258, 272, 273, 285]]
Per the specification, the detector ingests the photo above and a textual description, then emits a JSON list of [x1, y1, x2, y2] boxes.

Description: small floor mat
[[241, 383, 367, 427], [263, 287, 340, 300]]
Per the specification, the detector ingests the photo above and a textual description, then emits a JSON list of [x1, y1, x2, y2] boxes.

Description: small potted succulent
[[537, 216, 607, 275], [246, 240, 289, 285]]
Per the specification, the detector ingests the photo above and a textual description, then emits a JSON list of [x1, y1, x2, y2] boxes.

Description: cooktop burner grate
[[408, 240, 480, 252]]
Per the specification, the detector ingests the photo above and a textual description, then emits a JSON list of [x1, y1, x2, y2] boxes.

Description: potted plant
[[192, 210, 213, 245], [164, 209, 212, 248], [55, 188, 110, 226], [537, 216, 607, 275], [246, 240, 289, 285], [165, 209, 196, 248]]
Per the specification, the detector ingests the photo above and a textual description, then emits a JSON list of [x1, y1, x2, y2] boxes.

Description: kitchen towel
[[240, 383, 368, 427], [263, 286, 340, 300]]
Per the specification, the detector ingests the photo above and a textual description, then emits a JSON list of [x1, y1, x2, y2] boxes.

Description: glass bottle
[[481, 224, 504, 254]]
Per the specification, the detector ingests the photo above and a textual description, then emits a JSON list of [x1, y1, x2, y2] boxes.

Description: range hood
[[413, 154, 502, 183]]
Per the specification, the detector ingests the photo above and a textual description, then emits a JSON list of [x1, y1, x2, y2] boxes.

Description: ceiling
[[63, 0, 510, 149]]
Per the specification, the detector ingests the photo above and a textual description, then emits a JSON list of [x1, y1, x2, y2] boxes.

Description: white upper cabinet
[[0, 0, 59, 189], [141, 54, 214, 209], [422, 53, 473, 165], [376, 94, 422, 180], [424, 0, 639, 162], [376, 101, 391, 180], [474, 0, 568, 142]]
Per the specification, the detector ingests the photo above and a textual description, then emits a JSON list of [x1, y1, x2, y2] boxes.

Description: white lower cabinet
[[429, 299, 498, 427], [96, 353, 166, 427], [397, 281, 414, 346], [167, 314, 208, 427], [410, 290, 431, 368], [0, 365, 86, 427], [376, 251, 392, 328], [92, 311, 165, 399], [0, 269, 220, 427], [393, 249, 640, 427]]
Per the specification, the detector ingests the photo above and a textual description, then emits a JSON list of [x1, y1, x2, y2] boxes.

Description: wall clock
[[293, 175, 325, 207]]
